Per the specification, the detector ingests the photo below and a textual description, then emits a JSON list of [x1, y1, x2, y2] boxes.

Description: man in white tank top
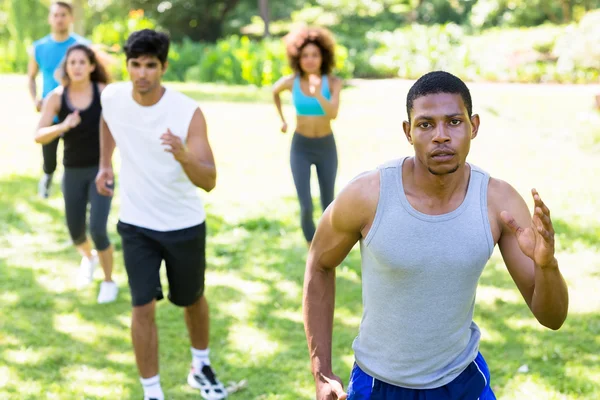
[[302, 71, 569, 400], [95, 29, 227, 400]]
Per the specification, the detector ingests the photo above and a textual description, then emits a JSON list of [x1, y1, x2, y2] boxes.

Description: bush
[[180, 36, 353, 86]]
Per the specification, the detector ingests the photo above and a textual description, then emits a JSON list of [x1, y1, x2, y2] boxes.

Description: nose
[[432, 125, 451, 143]]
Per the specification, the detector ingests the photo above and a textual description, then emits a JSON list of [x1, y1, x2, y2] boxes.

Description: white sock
[[191, 347, 210, 372], [140, 375, 164, 400]]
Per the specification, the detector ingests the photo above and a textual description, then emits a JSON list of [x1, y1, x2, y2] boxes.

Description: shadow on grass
[[1, 173, 598, 398], [477, 259, 600, 397]]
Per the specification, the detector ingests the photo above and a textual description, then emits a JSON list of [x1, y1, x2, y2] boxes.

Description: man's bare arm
[[493, 179, 568, 330], [303, 172, 378, 385], [27, 53, 41, 110]]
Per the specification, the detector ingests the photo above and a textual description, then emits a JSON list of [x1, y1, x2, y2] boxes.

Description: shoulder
[[331, 169, 380, 231], [45, 87, 64, 108], [101, 82, 128, 102], [327, 75, 343, 86], [487, 177, 528, 218], [49, 86, 65, 98], [32, 35, 50, 48], [71, 33, 90, 45], [169, 88, 199, 111], [273, 74, 295, 89]]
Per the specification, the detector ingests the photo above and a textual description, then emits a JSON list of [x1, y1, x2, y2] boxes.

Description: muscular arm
[[34, 91, 66, 144], [99, 114, 116, 170], [27, 53, 40, 109], [314, 77, 342, 120], [272, 75, 293, 124], [178, 108, 217, 192], [303, 172, 378, 380], [492, 179, 568, 330]]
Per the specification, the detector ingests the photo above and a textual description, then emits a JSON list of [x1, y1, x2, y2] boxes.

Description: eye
[[418, 122, 432, 129], [450, 119, 462, 126]]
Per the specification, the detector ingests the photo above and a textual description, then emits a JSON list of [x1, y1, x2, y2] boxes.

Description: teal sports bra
[[292, 75, 331, 116]]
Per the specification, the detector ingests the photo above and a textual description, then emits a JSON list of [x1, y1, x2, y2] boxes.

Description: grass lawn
[[0, 74, 599, 399]]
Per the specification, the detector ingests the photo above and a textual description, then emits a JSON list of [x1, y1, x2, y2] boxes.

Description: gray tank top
[[353, 157, 495, 389]]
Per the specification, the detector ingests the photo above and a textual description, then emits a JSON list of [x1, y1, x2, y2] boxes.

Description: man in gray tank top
[[302, 71, 569, 400]]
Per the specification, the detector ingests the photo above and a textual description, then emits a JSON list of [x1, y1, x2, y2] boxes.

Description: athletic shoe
[[187, 364, 228, 399], [38, 174, 53, 199], [78, 250, 98, 286], [97, 281, 118, 304]]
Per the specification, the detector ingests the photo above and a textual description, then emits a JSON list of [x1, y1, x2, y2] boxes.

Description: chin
[[427, 163, 460, 176]]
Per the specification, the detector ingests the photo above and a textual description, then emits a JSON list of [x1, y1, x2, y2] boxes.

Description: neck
[[51, 31, 70, 42], [69, 79, 92, 92], [132, 85, 165, 106], [408, 156, 470, 201]]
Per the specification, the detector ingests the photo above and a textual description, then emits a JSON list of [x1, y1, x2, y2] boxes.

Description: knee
[[90, 224, 110, 251], [299, 197, 314, 215], [132, 302, 156, 324]]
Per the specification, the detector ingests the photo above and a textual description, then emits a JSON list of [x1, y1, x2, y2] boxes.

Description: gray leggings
[[290, 132, 338, 242], [62, 166, 112, 251]]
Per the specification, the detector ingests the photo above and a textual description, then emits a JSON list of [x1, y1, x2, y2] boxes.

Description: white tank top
[[101, 82, 206, 231]]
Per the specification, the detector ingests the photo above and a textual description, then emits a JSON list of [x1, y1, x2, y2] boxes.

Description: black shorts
[[117, 220, 207, 307]]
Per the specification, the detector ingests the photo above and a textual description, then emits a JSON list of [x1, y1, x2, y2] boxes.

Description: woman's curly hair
[[283, 26, 336, 76]]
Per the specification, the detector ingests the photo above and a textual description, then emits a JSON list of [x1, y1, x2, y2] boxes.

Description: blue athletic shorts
[[347, 352, 496, 400]]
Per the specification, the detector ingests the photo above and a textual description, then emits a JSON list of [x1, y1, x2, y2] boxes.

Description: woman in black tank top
[[34, 44, 118, 304]]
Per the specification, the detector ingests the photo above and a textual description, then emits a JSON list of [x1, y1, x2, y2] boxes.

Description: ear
[[161, 61, 169, 75], [470, 114, 480, 140], [403, 120, 414, 145]]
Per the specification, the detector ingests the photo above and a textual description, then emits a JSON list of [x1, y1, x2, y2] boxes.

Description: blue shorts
[[347, 353, 496, 400]]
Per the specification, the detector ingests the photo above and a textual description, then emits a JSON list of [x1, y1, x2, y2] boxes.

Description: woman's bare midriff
[[295, 115, 333, 138]]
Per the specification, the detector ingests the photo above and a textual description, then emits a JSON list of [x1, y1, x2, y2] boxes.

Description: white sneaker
[[78, 251, 98, 286], [188, 365, 228, 399], [97, 281, 118, 304]]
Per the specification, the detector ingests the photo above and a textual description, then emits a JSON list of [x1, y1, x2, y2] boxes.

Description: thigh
[[117, 221, 163, 306], [290, 138, 313, 204], [162, 223, 207, 307]]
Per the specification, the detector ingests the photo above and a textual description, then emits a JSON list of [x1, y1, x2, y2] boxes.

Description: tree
[[129, 0, 245, 42], [72, 0, 85, 35], [258, 0, 269, 37]]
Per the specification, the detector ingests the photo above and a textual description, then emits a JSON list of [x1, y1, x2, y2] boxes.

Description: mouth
[[430, 149, 455, 161]]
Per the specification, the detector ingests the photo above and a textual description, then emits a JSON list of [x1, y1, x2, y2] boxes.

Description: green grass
[[1, 74, 599, 399]]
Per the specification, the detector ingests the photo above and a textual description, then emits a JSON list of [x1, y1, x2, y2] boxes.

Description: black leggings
[[42, 137, 60, 174], [290, 132, 338, 242], [62, 166, 112, 251]]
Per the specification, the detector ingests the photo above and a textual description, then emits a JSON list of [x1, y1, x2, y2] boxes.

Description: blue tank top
[[292, 75, 331, 116], [354, 157, 495, 389], [33, 33, 89, 98]]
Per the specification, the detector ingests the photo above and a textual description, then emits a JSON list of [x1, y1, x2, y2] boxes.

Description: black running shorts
[[117, 220, 207, 307]]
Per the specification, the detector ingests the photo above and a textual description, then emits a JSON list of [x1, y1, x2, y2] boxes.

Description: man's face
[[127, 55, 166, 95], [48, 4, 72, 34], [403, 93, 480, 176]]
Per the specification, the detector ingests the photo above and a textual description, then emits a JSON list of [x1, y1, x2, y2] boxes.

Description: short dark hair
[[51, 1, 73, 14], [283, 26, 336, 76], [406, 71, 472, 122], [124, 29, 170, 65]]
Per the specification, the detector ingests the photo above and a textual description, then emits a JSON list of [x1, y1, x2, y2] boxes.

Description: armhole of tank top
[[479, 171, 495, 257], [363, 168, 386, 247]]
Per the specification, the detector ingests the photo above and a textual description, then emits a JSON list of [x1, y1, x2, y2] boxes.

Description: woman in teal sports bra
[[272, 26, 343, 245]]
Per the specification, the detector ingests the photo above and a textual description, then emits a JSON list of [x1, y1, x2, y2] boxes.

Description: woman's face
[[66, 49, 95, 83], [299, 43, 322, 75]]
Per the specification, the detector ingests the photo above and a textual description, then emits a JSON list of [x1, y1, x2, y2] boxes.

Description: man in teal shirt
[[28, 1, 89, 198]]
